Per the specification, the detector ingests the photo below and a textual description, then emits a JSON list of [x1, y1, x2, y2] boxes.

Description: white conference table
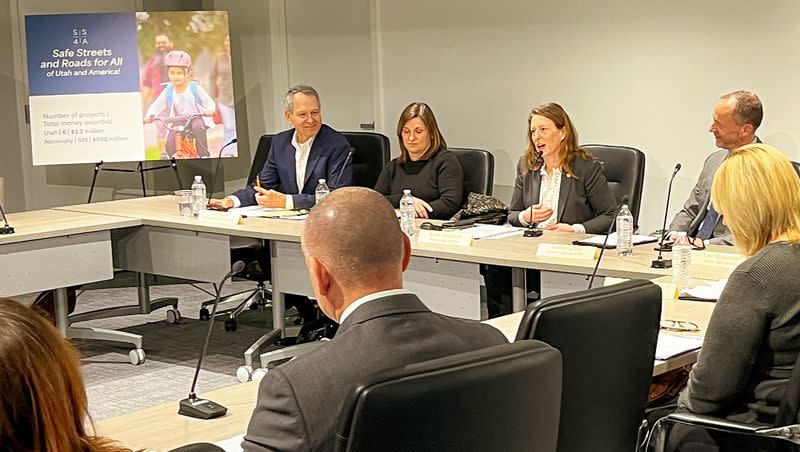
[[55, 195, 740, 325], [0, 209, 142, 341]]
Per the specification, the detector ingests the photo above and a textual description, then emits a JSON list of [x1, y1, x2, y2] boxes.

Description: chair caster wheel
[[236, 365, 253, 383], [129, 348, 146, 365], [224, 318, 237, 332], [252, 368, 268, 381], [199, 307, 210, 321], [166, 308, 181, 324]]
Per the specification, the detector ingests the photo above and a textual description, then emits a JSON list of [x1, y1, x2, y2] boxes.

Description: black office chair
[[583, 144, 646, 229], [448, 147, 495, 196], [341, 132, 391, 188], [516, 279, 662, 452], [792, 160, 800, 179], [201, 134, 275, 331], [334, 340, 563, 452], [646, 348, 800, 451]]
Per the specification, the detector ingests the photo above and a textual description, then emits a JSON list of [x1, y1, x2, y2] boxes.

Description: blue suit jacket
[[233, 124, 353, 209]]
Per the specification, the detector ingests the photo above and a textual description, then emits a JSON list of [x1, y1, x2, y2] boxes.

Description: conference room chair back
[[516, 279, 662, 452], [582, 144, 646, 229], [792, 160, 800, 179], [448, 147, 495, 196], [341, 132, 391, 189], [647, 347, 800, 451], [335, 341, 563, 452], [247, 134, 274, 186]]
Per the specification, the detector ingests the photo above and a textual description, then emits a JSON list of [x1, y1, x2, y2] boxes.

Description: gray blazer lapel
[[557, 173, 573, 223]]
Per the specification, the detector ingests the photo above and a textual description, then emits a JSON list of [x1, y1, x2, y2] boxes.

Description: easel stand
[[88, 159, 183, 203]]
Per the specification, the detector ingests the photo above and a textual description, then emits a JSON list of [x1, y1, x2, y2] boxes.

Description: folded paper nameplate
[[197, 209, 242, 226], [536, 243, 598, 260], [691, 250, 745, 268], [417, 229, 474, 248]]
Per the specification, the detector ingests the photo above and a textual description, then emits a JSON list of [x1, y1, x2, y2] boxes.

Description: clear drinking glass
[[175, 190, 194, 217]]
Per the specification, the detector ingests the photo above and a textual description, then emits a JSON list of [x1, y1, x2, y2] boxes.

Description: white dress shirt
[[227, 130, 316, 209], [518, 167, 586, 233], [339, 288, 413, 323]]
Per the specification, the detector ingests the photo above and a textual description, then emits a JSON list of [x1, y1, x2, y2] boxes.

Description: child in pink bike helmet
[[145, 50, 216, 158]]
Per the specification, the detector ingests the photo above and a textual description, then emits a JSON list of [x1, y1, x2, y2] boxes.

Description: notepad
[[573, 233, 658, 249], [679, 279, 727, 302], [655, 333, 703, 360]]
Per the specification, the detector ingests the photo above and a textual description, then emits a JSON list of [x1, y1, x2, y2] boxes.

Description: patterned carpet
[[69, 274, 281, 421]]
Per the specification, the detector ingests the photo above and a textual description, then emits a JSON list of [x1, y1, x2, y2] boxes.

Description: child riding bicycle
[[144, 50, 215, 158]]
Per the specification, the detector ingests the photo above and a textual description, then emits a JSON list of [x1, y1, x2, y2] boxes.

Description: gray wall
[[5, 0, 800, 236]]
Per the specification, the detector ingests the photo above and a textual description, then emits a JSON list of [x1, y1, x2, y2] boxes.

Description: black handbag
[[449, 192, 509, 225]]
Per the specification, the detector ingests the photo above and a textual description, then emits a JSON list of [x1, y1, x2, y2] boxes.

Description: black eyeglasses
[[419, 222, 442, 231], [659, 319, 700, 333]]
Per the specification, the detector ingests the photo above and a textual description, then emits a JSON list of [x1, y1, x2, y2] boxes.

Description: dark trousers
[[482, 265, 541, 318]]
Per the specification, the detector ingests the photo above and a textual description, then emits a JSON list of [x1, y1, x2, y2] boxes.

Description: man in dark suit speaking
[[242, 188, 507, 451], [210, 84, 353, 210]]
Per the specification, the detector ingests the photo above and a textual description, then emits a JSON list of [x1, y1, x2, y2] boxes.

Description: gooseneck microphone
[[179, 260, 245, 419], [0, 202, 14, 235], [588, 195, 630, 289], [210, 138, 238, 195], [652, 163, 682, 269], [523, 204, 542, 238], [333, 149, 353, 188]]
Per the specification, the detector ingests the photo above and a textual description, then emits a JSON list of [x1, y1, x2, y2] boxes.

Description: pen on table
[[255, 177, 261, 189]]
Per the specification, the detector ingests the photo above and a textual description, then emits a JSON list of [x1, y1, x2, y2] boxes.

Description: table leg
[[270, 241, 285, 336], [54, 287, 69, 336], [511, 267, 527, 312]]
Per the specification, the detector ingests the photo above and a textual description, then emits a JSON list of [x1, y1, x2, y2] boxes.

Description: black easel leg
[[138, 162, 147, 197], [88, 161, 103, 203]]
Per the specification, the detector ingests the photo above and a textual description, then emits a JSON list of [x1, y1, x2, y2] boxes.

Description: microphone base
[[179, 397, 228, 419], [651, 258, 673, 269], [523, 228, 543, 238], [0, 225, 14, 235]]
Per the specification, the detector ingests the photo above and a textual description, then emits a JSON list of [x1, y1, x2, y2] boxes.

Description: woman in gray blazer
[[507, 103, 616, 234], [486, 103, 617, 317]]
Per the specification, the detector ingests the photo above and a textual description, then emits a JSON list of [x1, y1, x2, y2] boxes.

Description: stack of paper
[[679, 279, 727, 301], [573, 232, 658, 249], [655, 332, 703, 360]]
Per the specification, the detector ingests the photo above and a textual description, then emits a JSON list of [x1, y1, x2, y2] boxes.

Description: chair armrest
[[259, 341, 326, 368], [666, 412, 768, 433]]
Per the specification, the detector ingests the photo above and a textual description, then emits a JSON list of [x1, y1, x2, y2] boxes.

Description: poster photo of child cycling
[[137, 11, 236, 160]]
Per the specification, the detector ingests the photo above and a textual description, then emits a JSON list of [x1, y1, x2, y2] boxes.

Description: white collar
[[292, 130, 316, 152], [339, 288, 413, 323]]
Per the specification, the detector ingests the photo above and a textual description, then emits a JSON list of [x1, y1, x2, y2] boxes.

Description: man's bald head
[[302, 188, 405, 287]]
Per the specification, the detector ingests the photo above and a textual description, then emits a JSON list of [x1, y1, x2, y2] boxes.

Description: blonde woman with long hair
[[678, 144, 800, 425]]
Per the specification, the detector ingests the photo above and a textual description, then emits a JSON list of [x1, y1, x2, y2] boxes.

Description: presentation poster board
[[25, 11, 236, 165]]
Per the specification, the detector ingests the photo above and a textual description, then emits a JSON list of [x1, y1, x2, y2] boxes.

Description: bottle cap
[[403, 189, 411, 194], [194, 175, 202, 181], [319, 178, 326, 183]]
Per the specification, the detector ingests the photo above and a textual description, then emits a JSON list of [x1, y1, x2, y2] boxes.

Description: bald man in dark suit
[[242, 188, 507, 452]]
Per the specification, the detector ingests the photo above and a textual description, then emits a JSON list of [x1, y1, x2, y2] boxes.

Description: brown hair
[[720, 90, 763, 130], [396, 102, 447, 164], [0, 298, 133, 452], [712, 144, 800, 256], [524, 103, 591, 176]]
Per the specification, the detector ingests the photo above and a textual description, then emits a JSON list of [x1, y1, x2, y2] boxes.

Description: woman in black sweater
[[374, 102, 464, 220]]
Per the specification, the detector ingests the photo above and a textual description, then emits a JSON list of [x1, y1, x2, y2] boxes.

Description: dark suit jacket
[[232, 124, 353, 209], [242, 293, 508, 452], [507, 155, 617, 234]]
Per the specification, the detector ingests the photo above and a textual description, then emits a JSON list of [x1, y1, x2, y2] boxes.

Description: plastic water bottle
[[616, 204, 634, 257], [672, 232, 692, 292], [191, 175, 206, 218], [399, 189, 416, 237], [315, 179, 330, 204]]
